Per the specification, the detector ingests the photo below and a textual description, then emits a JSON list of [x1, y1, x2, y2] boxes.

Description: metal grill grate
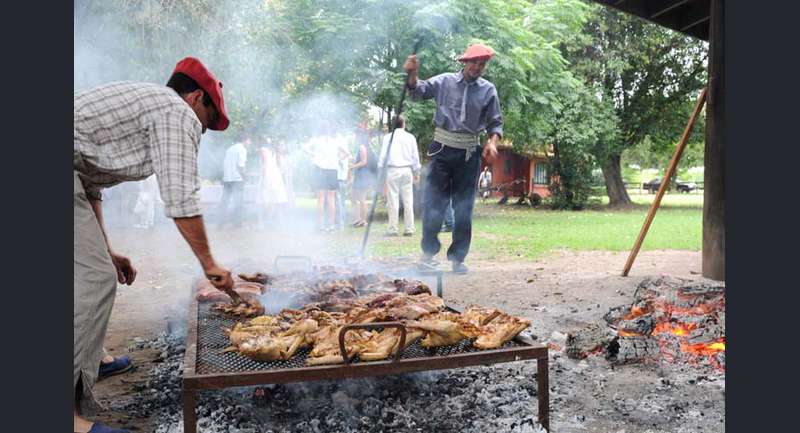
[[195, 304, 525, 375]]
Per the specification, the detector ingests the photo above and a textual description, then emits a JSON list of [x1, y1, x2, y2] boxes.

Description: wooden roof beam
[[650, 0, 693, 18]]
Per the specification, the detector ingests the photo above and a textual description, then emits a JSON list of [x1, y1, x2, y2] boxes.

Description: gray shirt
[[408, 70, 503, 138]]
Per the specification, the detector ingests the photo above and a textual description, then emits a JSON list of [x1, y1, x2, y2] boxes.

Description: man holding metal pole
[[404, 43, 503, 274]]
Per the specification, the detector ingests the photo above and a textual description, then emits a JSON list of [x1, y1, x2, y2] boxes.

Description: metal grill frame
[[182, 275, 549, 432]]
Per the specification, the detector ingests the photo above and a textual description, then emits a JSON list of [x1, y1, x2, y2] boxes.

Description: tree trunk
[[601, 153, 632, 206]]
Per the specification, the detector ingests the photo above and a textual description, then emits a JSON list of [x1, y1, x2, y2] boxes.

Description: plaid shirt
[[74, 81, 203, 218]]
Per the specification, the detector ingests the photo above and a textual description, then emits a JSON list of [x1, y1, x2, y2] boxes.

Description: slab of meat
[[195, 276, 265, 302], [212, 297, 265, 318], [238, 272, 274, 285], [229, 318, 319, 361], [391, 279, 431, 295], [305, 325, 373, 366], [461, 305, 502, 327], [406, 312, 478, 347], [473, 314, 531, 349], [358, 326, 426, 361]]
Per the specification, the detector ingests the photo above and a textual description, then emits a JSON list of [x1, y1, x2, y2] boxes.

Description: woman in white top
[[259, 140, 288, 226]]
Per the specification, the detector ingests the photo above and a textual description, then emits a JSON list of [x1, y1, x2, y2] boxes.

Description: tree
[[566, 5, 707, 206], [545, 86, 619, 209]]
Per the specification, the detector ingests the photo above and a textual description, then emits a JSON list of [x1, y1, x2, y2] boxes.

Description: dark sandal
[[98, 355, 133, 380]]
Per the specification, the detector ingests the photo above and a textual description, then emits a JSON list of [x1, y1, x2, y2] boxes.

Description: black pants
[[219, 181, 245, 226], [421, 142, 481, 263]]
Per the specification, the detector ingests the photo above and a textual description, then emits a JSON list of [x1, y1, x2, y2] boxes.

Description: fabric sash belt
[[433, 127, 480, 161]]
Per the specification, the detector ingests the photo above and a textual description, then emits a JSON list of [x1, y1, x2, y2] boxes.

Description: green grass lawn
[[296, 192, 702, 260]]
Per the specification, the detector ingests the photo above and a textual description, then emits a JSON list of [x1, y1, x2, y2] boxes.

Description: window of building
[[503, 159, 512, 176], [533, 162, 548, 184]]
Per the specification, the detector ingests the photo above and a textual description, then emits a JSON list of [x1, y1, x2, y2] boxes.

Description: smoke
[[74, 0, 464, 319]]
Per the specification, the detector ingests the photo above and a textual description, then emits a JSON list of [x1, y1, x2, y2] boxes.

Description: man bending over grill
[[73, 57, 236, 433], [404, 43, 503, 274]]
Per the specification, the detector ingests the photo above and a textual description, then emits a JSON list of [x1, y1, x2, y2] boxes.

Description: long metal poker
[[359, 38, 423, 259]]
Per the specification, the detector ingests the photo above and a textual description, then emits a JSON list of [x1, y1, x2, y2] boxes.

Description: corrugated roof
[[590, 0, 710, 41]]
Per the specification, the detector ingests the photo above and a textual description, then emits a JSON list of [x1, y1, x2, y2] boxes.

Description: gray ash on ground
[[246, 368, 545, 433], [117, 333, 547, 433], [544, 351, 725, 433]]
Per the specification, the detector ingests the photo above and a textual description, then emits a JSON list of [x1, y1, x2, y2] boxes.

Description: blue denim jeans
[[443, 200, 454, 229], [421, 142, 481, 263]]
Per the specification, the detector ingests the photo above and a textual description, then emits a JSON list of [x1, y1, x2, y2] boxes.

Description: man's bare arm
[[172, 216, 216, 270], [89, 198, 111, 247], [172, 216, 234, 290]]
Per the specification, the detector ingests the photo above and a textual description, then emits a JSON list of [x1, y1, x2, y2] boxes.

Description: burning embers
[[566, 277, 725, 370]]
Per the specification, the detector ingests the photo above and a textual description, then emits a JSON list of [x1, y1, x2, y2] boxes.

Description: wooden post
[[703, 0, 725, 281], [622, 88, 707, 277]]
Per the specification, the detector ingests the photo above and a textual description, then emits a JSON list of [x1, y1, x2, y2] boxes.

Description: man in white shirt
[[220, 136, 249, 228], [478, 166, 493, 199], [379, 115, 421, 236]]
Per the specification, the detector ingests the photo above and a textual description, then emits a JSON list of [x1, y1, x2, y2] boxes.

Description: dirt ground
[[93, 224, 721, 432]]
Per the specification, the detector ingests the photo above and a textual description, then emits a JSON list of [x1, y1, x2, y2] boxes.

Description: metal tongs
[[209, 276, 244, 304]]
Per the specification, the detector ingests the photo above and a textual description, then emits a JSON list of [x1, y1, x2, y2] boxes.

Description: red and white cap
[[457, 43, 495, 62], [172, 57, 230, 131]]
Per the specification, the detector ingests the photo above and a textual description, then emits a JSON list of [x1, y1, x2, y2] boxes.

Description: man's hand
[[404, 55, 419, 88], [482, 140, 499, 164], [109, 251, 137, 285], [403, 55, 418, 74], [204, 262, 234, 292]]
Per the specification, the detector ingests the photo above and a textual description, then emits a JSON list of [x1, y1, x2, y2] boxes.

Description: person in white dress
[[259, 139, 288, 226]]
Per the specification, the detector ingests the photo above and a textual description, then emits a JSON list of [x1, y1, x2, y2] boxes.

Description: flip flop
[[98, 355, 133, 380], [87, 422, 132, 433]]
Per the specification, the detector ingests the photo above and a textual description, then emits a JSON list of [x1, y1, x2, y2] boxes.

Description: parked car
[[642, 178, 662, 193], [676, 181, 698, 193], [642, 177, 698, 193]]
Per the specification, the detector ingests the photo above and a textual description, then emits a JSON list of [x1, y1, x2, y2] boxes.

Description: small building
[[482, 143, 551, 201]]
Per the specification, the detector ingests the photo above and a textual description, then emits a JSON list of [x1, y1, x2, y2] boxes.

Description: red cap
[[172, 57, 230, 131], [457, 43, 495, 62]]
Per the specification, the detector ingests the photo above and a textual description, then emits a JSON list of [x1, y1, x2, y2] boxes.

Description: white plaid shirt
[[74, 81, 204, 218]]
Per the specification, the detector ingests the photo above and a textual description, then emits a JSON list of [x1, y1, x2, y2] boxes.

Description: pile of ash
[[114, 333, 547, 433]]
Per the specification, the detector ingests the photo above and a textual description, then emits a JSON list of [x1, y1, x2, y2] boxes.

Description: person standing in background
[[350, 127, 377, 227], [479, 166, 493, 199], [258, 138, 288, 227], [305, 124, 346, 232], [378, 115, 420, 236], [276, 142, 296, 208], [219, 136, 249, 229], [335, 134, 351, 231], [132, 176, 159, 229]]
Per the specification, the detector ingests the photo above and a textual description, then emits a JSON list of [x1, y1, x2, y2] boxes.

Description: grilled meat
[[238, 272, 274, 285], [232, 318, 319, 361], [392, 279, 431, 295], [305, 325, 373, 365], [213, 297, 265, 318], [220, 274, 529, 363], [461, 305, 502, 327], [473, 314, 531, 349]]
